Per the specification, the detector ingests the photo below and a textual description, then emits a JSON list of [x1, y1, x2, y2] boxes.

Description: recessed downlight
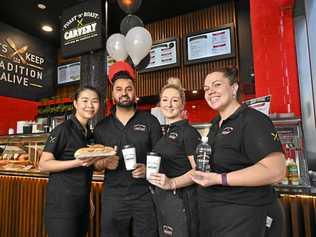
[[192, 90, 198, 94], [37, 3, 47, 10], [42, 25, 53, 32]]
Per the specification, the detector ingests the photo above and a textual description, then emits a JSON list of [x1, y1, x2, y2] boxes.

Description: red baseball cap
[[108, 61, 136, 84]]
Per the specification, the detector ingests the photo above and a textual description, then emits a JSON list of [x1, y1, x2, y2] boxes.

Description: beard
[[116, 95, 135, 108]]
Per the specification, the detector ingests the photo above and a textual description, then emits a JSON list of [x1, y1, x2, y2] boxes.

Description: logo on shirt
[[222, 127, 234, 135], [48, 136, 57, 143], [134, 124, 146, 132], [168, 132, 178, 140], [271, 132, 279, 141]]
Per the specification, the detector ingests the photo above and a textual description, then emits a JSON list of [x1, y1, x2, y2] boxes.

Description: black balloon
[[120, 14, 144, 35], [127, 53, 150, 71], [117, 0, 142, 14]]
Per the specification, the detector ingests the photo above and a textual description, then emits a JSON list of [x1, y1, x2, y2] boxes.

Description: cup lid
[[123, 144, 134, 149]]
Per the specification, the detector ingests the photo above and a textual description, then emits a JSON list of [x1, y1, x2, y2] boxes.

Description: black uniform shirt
[[43, 116, 94, 218], [94, 108, 162, 200], [154, 120, 201, 178], [199, 104, 283, 206]]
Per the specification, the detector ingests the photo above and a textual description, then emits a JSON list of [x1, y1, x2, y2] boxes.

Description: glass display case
[[0, 133, 48, 174], [272, 118, 311, 193]]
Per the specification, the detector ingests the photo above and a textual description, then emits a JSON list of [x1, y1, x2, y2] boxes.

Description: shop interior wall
[[250, 0, 301, 117], [55, 0, 238, 124], [0, 96, 38, 135]]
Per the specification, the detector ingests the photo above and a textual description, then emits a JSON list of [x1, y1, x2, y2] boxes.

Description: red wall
[[250, 0, 301, 117], [0, 96, 38, 135]]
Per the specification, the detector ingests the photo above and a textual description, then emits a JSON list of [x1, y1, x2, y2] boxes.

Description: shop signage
[[61, 0, 104, 58], [0, 22, 56, 100]]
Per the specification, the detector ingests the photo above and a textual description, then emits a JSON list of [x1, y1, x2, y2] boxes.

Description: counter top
[[0, 169, 105, 181]]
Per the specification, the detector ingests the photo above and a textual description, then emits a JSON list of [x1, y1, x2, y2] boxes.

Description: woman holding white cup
[[148, 78, 201, 237]]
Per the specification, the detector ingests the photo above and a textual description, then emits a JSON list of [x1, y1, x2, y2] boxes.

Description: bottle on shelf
[[287, 156, 299, 185], [195, 136, 212, 172]]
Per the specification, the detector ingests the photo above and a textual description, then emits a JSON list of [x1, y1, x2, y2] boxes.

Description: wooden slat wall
[[0, 175, 47, 237], [0, 175, 104, 237], [56, 0, 237, 99], [134, 0, 237, 97]]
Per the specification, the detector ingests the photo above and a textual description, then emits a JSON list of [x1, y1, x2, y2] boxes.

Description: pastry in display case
[[0, 133, 48, 173]]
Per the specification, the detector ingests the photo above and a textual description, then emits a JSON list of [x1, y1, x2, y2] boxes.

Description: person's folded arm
[[39, 151, 84, 173], [225, 152, 286, 186], [191, 152, 286, 187]]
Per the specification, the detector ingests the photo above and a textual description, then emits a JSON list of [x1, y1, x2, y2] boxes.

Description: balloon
[[125, 27, 152, 66], [120, 14, 144, 35], [117, 0, 142, 14], [106, 33, 128, 62], [127, 53, 150, 70]]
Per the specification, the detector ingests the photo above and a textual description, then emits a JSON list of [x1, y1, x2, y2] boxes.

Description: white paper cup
[[122, 145, 137, 171], [146, 152, 161, 180]]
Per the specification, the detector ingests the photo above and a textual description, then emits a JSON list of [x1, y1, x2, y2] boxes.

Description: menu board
[[57, 62, 80, 85], [185, 24, 235, 65], [140, 37, 180, 73]]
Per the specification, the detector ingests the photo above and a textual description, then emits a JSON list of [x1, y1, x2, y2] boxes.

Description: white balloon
[[106, 33, 128, 61], [125, 27, 152, 66]]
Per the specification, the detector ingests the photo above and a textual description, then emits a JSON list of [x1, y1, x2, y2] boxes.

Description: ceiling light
[[42, 25, 53, 32], [192, 90, 198, 94], [37, 3, 47, 10], [192, 105, 196, 109]]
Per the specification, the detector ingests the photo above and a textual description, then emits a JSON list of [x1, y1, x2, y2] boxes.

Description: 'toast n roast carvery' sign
[[0, 22, 56, 100], [61, 0, 104, 58]]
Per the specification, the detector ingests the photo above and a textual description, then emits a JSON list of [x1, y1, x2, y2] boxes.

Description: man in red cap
[[94, 61, 162, 237]]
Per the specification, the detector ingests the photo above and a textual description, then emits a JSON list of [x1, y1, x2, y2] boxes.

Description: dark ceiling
[[0, 0, 222, 48]]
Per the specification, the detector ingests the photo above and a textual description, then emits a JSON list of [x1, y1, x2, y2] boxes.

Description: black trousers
[[199, 202, 269, 237], [265, 198, 285, 237], [101, 192, 157, 237], [151, 186, 199, 237], [45, 214, 88, 237]]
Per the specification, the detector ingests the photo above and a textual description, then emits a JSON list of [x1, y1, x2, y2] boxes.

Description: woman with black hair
[[39, 86, 118, 237]]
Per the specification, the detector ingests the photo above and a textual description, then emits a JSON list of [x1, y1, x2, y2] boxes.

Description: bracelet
[[221, 173, 229, 186]]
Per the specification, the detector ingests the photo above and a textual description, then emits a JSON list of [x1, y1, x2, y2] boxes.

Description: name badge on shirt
[[168, 132, 178, 140], [134, 124, 146, 132], [222, 127, 234, 135]]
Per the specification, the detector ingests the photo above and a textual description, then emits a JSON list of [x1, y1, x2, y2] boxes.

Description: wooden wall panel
[[0, 175, 103, 237], [133, 0, 237, 97]]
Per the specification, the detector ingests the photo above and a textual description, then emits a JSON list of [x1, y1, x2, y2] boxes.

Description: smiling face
[[160, 87, 184, 122], [203, 72, 238, 112], [74, 89, 100, 122], [112, 78, 136, 108]]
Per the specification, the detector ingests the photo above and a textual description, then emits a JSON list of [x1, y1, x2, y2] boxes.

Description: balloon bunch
[[106, 0, 152, 68]]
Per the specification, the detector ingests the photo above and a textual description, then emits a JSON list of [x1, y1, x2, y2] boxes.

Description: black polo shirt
[[94, 108, 162, 200], [43, 116, 94, 218], [199, 104, 283, 206], [153, 119, 201, 178]]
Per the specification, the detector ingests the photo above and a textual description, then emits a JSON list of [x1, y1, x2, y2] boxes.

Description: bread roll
[[74, 144, 116, 159]]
